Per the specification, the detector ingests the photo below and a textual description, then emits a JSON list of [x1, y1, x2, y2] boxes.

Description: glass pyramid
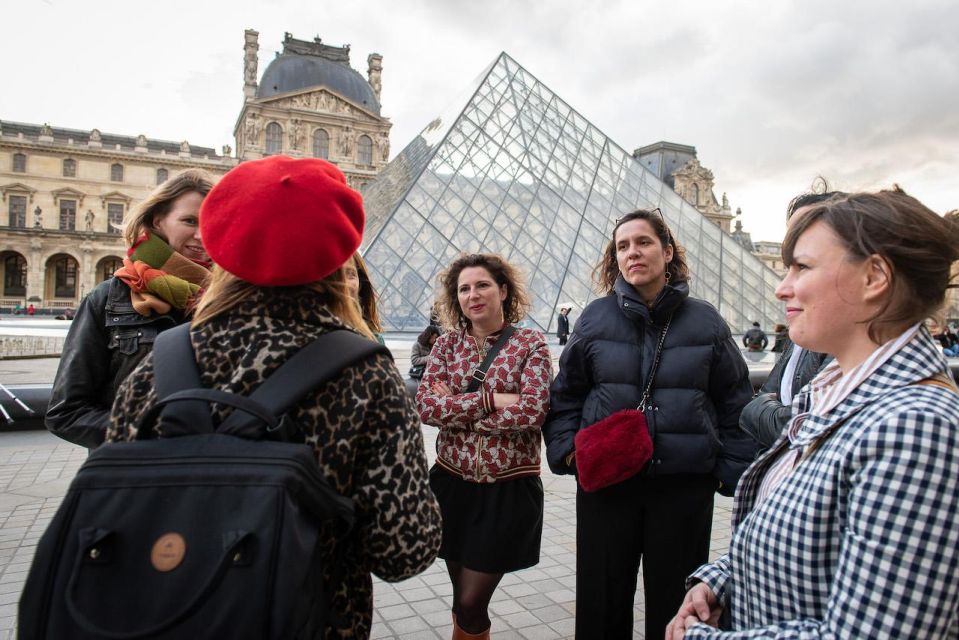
[[360, 53, 784, 333]]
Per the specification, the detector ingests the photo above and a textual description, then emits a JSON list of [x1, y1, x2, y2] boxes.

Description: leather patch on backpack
[[150, 533, 186, 572]]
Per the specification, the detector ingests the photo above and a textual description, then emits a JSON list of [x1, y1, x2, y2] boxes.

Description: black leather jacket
[[738, 339, 832, 449], [46, 278, 183, 448]]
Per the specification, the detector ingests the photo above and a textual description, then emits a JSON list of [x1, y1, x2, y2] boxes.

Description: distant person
[[417, 253, 552, 640], [740, 190, 843, 450], [742, 322, 768, 351], [107, 155, 441, 638], [543, 208, 754, 639], [13, 302, 22, 315], [770, 323, 788, 353], [46, 169, 214, 448], [668, 186, 959, 639], [27, 304, 35, 316], [409, 325, 440, 380], [556, 305, 571, 345]]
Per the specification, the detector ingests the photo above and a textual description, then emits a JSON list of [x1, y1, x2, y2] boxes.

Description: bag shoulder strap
[[799, 372, 958, 463], [218, 329, 390, 435], [466, 325, 516, 393], [152, 323, 215, 434], [638, 313, 672, 410], [915, 372, 959, 394]]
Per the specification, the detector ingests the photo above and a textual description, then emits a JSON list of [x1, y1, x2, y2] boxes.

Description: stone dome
[[256, 51, 381, 115]]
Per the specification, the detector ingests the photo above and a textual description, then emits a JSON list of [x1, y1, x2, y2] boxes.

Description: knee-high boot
[[452, 619, 490, 640]]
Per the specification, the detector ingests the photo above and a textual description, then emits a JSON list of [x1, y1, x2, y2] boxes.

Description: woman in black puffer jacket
[[542, 208, 754, 640]]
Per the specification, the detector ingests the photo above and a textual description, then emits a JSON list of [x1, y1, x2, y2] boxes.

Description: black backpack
[[19, 324, 389, 640]]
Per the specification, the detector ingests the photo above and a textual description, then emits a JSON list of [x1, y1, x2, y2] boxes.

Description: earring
[[664, 270, 671, 282]]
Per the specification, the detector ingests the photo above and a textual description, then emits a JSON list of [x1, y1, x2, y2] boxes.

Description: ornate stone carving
[[84, 209, 95, 232], [89, 129, 101, 142], [136, 134, 148, 147], [33, 207, 42, 228], [244, 113, 260, 146], [180, 141, 191, 154], [289, 119, 302, 150], [40, 123, 53, 137], [338, 127, 354, 156], [367, 53, 383, 101], [222, 144, 232, 156], [377, 132, 389, 162], [244, 30, 260, 86]]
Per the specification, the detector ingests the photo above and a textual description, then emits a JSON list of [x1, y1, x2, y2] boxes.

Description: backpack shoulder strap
[[914, 372, 959, 394], [148, 323, 215, 435], [218, 329, 390, 436]]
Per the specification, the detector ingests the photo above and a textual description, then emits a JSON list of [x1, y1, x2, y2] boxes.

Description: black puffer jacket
[[738, 339, 832, 449], [46, 277, 183, 448], [543, 277, 755, 495]]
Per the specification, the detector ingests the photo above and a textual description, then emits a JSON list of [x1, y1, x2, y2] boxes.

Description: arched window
[[2, 253, 27, 297], [97, 257, 124, 282], [156, 168, 169, 185], [63, 158, 77, 177], [111, 163, 124, 182], [51, 255, 78, 298], [265, 122, 283, 155], [357, 135, 373, 165], [688, 183, 700, 206], [12, 153, 26, 172], [312, 129, 329, 159]]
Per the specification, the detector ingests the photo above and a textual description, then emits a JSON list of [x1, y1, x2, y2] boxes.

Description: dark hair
[[417, 324, 442, 346], [785, 177, 846, 221], [752, 322, 760, 327], [437, 253, 531, 330], [782, 186, 959, 341], [593, 208, 689, 293], [351, 253, 382, 333]]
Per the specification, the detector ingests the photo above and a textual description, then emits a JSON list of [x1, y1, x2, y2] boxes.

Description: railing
[[0, 298, 26, 307], [44, 300, 77, 308]]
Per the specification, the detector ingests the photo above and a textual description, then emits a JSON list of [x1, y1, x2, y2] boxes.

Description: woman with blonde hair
[[107, 156, 441, 638], [417, 253, 552, 640], [668, 187, 959, 638], [47, 169, 214, 448]]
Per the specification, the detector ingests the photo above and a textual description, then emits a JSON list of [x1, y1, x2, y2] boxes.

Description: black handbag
[[408, 363, 426, 380]]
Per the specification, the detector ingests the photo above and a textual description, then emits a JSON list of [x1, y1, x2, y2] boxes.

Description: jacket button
[[113, 317, 119, 322]]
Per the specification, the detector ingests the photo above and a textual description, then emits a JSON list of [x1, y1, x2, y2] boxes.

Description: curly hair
[[436, 253, 531, 330], [593, 208, 689, 294]]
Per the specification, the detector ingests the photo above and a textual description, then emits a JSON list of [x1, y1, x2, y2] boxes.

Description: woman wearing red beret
[[417, 253, 552, 640], [107, 156, 442, 638]]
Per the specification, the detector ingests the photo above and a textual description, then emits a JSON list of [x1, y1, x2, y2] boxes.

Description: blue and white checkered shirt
[[686, 326, 959, 638]]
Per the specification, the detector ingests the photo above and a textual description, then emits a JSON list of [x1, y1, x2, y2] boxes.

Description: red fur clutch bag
[[574, 409, 653, 492]]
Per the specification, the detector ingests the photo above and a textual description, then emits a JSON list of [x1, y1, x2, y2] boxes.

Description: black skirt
[[429, 465, 544, 574]]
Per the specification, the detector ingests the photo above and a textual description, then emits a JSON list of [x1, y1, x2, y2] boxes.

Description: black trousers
[[575, 472, 715, 640]]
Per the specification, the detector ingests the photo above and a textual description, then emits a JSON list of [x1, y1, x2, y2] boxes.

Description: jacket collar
[[790, 326, 948, 445], [614, 274, 688, 324]]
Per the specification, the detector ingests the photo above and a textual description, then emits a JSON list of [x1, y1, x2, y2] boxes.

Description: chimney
[[243, 29, 260, 100], [367, 53, 383, 102]]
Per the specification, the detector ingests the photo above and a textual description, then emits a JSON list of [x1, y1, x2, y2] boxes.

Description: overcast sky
[[3, 0, 956, 242]]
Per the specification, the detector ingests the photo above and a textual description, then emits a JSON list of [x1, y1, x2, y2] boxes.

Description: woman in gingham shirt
[[667, 189, 959, 638]]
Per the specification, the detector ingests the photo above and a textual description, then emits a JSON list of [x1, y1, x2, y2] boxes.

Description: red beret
[[200, 156, 364, 286]]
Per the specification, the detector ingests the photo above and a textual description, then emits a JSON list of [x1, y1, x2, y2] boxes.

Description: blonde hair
[[192, 265, 374, 339], [123, 169, 215, 247]]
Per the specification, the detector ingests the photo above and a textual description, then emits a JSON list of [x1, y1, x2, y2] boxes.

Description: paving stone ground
[[0, 337, 734, 639]]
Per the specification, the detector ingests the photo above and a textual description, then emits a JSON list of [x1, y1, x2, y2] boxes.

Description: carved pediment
[[672, 158, 715, 183], [51, 187, 87, 206], [100, 191, 133, 207], [259, 89, 382, 122], [1, 182, 38, 203]]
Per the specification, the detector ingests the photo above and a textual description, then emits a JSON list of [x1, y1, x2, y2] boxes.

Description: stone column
[[244, 30, 260, 100], [367, 53, 382, 102]]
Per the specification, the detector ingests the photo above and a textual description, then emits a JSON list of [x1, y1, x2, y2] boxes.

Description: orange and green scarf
[[114, 233, 210, 317]]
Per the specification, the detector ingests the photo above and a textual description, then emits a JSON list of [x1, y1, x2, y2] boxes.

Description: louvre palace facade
[[0, 31, 390, 311]]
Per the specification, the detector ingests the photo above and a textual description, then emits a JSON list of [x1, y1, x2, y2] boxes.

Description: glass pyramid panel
[[361, 52, 783, 332]]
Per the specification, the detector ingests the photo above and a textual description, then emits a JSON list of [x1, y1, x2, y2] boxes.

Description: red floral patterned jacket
[[416, 326, 552, 483]]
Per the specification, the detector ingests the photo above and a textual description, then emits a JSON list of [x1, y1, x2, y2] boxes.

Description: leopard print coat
[[108, 288, 441, 639]]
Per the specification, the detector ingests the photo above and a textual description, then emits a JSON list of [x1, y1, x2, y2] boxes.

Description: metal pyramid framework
[[360, 53, 783, 332]]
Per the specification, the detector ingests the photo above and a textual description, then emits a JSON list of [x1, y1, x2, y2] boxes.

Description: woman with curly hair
[[416, 253, 552, 640]]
